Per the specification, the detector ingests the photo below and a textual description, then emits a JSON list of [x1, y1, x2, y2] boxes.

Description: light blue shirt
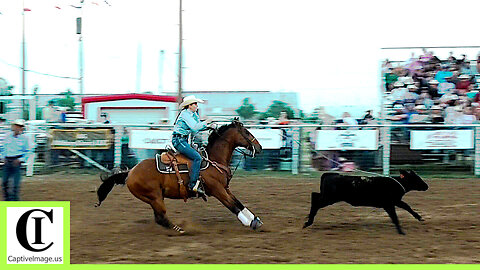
[[0, 131, 30, 163], [173, 109, 207, 136]]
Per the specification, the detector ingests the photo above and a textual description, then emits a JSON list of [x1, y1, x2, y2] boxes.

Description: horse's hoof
[[250, 217, 263, 230], [94, 202, 101, 208], [172, 225, 185, 234]]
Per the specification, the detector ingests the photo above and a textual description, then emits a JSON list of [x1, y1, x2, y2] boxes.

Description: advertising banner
[[315, 129, 379, 150], [248, 129, 284, 149], [50, 129, 112, 150], [129, 129, 171, 149], [410, 130, 474, 149]]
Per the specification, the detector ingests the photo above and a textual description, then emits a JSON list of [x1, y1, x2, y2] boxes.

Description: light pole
[[177, 0, 183, 106], [21, 0, 27, 116], [77, 1, 85, 95]]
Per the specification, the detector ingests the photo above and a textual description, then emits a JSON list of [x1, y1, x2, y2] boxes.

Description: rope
[[279, 128, 407, 193]]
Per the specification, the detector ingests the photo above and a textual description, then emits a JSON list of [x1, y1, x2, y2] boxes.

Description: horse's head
[[231, 118, 263, 157]]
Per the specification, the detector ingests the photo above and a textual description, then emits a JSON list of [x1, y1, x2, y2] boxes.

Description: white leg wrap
[[241, 208, 255, 220], [237, 211, 253, 226]]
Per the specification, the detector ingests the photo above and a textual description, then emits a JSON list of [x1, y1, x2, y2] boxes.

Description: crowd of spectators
[[383, 49, 480, 125]]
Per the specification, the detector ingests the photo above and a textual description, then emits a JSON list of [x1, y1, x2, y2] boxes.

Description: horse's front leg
[[224, 188, 263, 230]]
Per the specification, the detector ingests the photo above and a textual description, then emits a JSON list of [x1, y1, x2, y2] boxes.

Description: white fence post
[[114, 126, 122, 167], [381, 125, 391, 176], [291, 127, 300, 175], [475, 126, 480, 176]]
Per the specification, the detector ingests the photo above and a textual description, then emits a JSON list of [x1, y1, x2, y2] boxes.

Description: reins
[[203, 125, 252, 181]]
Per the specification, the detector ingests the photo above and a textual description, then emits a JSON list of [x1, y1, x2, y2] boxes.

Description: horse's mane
[[207, 122, 236, 146]]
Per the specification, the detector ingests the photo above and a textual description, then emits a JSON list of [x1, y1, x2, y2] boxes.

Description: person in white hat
[[172, 95, 212, 195], [1, 119, 31, 201]]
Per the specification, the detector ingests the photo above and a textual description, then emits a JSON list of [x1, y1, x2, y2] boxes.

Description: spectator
[[43, 100, 59, 123], [417, 88, 434, 109], [0, 119, 31, 201], [359, 110, 374, 124], [390, 104, 407, 121], [476, 54, 480, 74], [388, 81, 408, 103], [276, 111, 290, 125], [439, 92, 459, 105], [461, 61, 476, 77], [410, 105, 430, 123], [430, 105, 445, 123], [428, 79, 440, 98], [404, 84, 419, 103], [447, 51, 457, 66], [437, 76, 456, 96], [435, 65, 453, 83], [456, 74, 472, 95], [341, 112, 357, 126], [459, 106, 476, 125], [445, 105, 463, 124], [473, 105, 480, 122], [101, 113, 110, 124], [59, 108, 67, 123]]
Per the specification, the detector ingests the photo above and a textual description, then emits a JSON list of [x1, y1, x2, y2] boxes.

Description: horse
[[95, 119, 263, 234]]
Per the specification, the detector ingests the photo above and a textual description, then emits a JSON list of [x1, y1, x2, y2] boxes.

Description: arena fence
[[2, 123, 480, 177]]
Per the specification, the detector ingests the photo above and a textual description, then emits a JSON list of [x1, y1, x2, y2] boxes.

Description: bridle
[[208, 121, 258, 158], [232, 121, 258, 158], [205, 121, 259, 183]]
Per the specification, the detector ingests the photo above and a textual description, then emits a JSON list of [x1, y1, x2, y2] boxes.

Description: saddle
[[155, 147, 209, 202]]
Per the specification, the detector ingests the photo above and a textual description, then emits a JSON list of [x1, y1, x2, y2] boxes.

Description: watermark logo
[[2, 202, 70, 265]]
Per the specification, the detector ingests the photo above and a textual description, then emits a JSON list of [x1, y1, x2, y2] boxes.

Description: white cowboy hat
[[179, 95, 204, 108], [13, 119, 25, 126]]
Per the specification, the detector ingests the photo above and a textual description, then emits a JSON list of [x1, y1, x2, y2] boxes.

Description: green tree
[[57, 89, 76, 111], [260, 100, 295, 120], [235, 98, 258, 119]]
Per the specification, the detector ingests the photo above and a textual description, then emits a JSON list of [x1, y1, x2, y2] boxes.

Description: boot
[[191, 180, 205, 195]]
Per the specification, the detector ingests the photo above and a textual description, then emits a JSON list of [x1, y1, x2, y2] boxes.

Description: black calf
[[303, 170, 428, 235]]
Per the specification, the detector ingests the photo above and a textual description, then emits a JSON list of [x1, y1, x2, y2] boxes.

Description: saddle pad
[[155, 153, 209, 174]]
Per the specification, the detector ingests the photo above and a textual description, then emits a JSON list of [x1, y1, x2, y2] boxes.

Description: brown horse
[[95, 119, 263, 233]]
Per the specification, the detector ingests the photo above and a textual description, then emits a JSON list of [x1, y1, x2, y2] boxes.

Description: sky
[[0, 0, 479, 115]]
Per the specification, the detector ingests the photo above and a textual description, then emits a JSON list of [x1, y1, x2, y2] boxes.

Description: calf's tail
[[94, 170, 129, 207]]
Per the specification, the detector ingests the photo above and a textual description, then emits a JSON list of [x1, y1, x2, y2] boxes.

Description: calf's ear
[[399, 169, 408, 178]]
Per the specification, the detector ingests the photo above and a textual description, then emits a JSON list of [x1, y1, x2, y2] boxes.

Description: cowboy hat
[[13, 119, 25, 127], [179, 95, 204, 108]]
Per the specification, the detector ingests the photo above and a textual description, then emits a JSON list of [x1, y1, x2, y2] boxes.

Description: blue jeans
[[172, 137, 202, 189], [2, 160, 22, 201]]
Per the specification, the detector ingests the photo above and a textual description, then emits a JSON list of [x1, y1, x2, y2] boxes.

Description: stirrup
[[191, 180, 205, 195]]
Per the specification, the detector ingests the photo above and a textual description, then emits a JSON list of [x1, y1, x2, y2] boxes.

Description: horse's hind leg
[[150, 198, 185, 234]]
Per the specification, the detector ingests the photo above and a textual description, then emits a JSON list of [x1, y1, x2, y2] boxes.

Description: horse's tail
[[94, 169, 129, 207]]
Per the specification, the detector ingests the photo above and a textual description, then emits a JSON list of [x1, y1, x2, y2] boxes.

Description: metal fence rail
[[2, 123, 479, 177]]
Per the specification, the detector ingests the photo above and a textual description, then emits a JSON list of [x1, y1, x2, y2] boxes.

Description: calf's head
[[400, 170, 429, 191]]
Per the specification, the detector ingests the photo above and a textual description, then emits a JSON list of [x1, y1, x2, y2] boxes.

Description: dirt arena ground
[[17, 171, 480, 264]]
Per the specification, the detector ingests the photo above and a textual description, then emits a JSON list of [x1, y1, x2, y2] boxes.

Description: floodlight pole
[[21, 0, 26, 115], [177, 0, 183, 106], [78, 1, 85, 95]]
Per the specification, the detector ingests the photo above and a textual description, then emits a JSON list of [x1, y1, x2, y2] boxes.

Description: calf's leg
[[303, 192, 334, 228], [396, 200, 424, 221], [384, 205, 405, 235]]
